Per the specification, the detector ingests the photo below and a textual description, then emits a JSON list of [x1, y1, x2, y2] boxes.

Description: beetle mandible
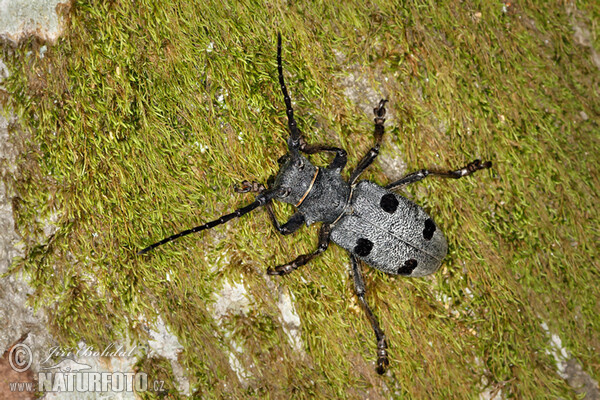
[[138, 33, 492, 375]]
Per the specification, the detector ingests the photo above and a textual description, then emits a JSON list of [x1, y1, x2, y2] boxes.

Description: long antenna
[[138, 194, 271, 255], [277, 32, 301, 152]]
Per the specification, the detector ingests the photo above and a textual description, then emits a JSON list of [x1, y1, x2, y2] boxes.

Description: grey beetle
[[139, 33, 492, 375]]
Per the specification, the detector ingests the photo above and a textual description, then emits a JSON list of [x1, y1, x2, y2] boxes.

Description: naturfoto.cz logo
[[8, 343, 164, 394]]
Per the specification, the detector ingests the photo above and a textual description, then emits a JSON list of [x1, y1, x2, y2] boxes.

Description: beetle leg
[[233, 180, 266, 194], [267, 224, 331, 275], [349, 99, 388, 185], [299, 137, 348, 172], [350, 253, 389, 375], [266, 208, 305, 235], [234, 181, 305, 235], [385, 159, 492, 191]]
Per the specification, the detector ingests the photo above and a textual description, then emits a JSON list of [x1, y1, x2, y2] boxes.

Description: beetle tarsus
[[376, 338, 389, 375], [374, 99, 388, 120], [267, 261, 298, 276], [234, 180, 265, 194], [466, 159, 492, 174]]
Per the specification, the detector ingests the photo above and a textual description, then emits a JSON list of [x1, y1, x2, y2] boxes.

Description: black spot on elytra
[[423, 218, 436, 240], [397, 259, 418, 275], [354, 238, 373, 257], [380, 193, 399, 214]]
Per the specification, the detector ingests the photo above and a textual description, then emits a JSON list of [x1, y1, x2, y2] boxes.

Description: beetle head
[[272, 153, 318, 206]]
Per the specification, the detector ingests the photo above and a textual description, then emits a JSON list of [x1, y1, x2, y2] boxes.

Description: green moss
[[2, 0, 599, 398]]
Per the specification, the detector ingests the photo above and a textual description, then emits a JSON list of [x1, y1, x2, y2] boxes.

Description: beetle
[[138, 33, 492, 375]]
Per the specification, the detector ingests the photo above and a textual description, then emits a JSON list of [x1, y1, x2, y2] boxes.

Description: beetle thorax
[[297, 168, 350, 225], [272, 154, 320, 206], [272, 153, 350, 225]]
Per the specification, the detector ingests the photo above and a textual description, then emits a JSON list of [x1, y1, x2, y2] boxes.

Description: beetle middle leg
[[267, 224, 331, 275], [385, 159, 492, 191], [350, 253, 389, 375], [235, 180, 305, 235], [349, 99, 388, 185]]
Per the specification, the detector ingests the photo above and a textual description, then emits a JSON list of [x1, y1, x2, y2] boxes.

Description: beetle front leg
[[385, 159, 492, 191], [234, 180, 267, 194], [266, 207, 305, 235], [299, 137, 348, 172], [234, 180, 304, 235], [349, 99, 388, 185], [350, 253, 389, 375], [267, 224, 331, 276]]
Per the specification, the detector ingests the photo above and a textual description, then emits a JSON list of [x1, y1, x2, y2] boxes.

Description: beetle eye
[[277, 155, 289, 165]]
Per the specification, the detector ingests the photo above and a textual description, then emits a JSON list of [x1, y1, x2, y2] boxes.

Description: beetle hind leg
[[385, 159, 492, 191], [350, 253, 389, 374]]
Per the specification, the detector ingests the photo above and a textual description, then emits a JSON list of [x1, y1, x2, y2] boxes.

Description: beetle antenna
[[138, 192, 274, 255], [277, 33, 301, 154]]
